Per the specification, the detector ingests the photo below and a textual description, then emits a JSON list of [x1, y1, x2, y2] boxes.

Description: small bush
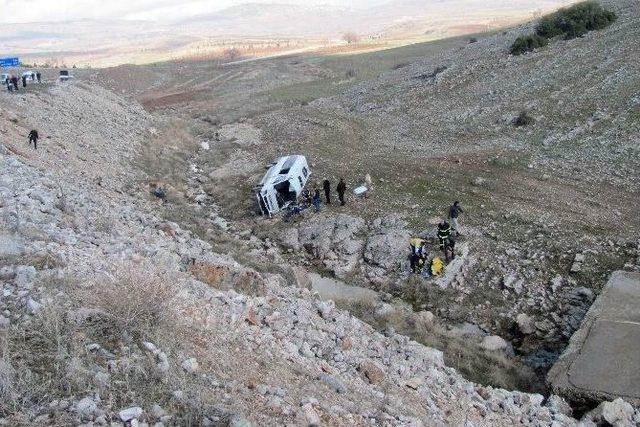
[[345, 68, 357, 79], [513, 111, 536, 127], [510, 34, 548, 55], [511, 1, 616, 55], [536, 1, 617, 40], [343, 32, 359, 44], [469, 37, 478, 44]]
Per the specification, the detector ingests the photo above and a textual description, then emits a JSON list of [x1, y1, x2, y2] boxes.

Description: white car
[[1, 73, 10, 82], [254, 155, 311, 217], [59, 70, 74, 82]]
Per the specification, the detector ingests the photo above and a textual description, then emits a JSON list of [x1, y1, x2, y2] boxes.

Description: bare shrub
[[513, 111, 536, 127], [345, 68, 357, 79], [342, 32, 359, 44], [2, 303, 86, 416], [80, 263, 176, 333], [223, 47, 241, 62]]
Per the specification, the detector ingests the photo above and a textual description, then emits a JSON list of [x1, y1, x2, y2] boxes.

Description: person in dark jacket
[[443, 233, 456, 262], [28, 129, 39, 150], [322, 179, 331, 204], [11, 76, 19, 91], [448, 201, 464, 236], [336, 178, 347, 206], [21, 75, 27, 88], [36, 71, 41, 83], [312, 187, 322, 212]]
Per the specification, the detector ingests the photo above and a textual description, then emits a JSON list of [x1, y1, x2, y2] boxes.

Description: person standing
[[21, 75, 27, 88], [36, 71, 41, 83], [322, 178, 331, 204], [337, 178, 347, 206], [28, 129, 39, 150], [312, 187, 322, 212], [448, 201, 464, 236], [11, 75, 19, 91], [437, 220, 451, 254]]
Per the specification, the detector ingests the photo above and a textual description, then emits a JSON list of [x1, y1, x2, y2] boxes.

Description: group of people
[[301, 178, 348, 213], [4, 71, 42, 92], [410, 201, 464, 276]]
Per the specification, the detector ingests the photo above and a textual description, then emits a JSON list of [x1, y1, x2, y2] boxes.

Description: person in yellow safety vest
[[431, 256, 444, 276], [409, 237, 428, 274]]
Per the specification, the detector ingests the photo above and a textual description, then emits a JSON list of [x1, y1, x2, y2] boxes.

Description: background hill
[[0, 0, 575, 67]]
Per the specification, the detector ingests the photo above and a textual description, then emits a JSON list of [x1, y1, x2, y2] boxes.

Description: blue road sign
[[0, 57, 20, 67]]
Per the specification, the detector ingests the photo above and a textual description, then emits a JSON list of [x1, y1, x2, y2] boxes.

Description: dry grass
[[189, 263, 229, 288], [1, 303, 84, 420], [0, 262, 223, 423], [78, 263, 176, 334], [346, 298, 543, 393]]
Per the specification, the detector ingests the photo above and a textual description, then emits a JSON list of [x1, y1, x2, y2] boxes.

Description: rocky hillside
[[2, 77, 639, 425]]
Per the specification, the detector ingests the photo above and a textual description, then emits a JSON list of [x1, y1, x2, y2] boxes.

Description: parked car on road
[[59, 70, 74, 82]]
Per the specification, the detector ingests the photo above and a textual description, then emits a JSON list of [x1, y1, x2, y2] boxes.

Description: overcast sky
[[0, 0, 388, 24]]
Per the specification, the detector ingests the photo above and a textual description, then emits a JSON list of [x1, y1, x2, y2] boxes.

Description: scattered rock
[[318, 373, 346, 394], [76, 397, 98, 419], [181, 358, 199, 374], [119, 407, 143, 422], [516, 313, 534, 335], [301, 403, 321, 427], [359, 360, 386, 384], [26, 298, 43, 315], [480, 335, 508, 352], [405, 377, 424, 390]]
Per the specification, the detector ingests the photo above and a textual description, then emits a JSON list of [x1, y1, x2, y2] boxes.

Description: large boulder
[[480, 335, 508, 352], [516, 313, 535, 335], [600, 399, 635, 426], [364, 215, 411, 271], [288, 214, 366, 278], [584, 398, 635, 426]]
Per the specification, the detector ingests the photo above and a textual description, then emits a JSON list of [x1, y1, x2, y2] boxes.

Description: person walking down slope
[[323, 179, 331, 204], [312, 187, 322, 212], [28, 129, 39, 150], [448, 201, 464, 236], [337, 178, 347, 206]]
